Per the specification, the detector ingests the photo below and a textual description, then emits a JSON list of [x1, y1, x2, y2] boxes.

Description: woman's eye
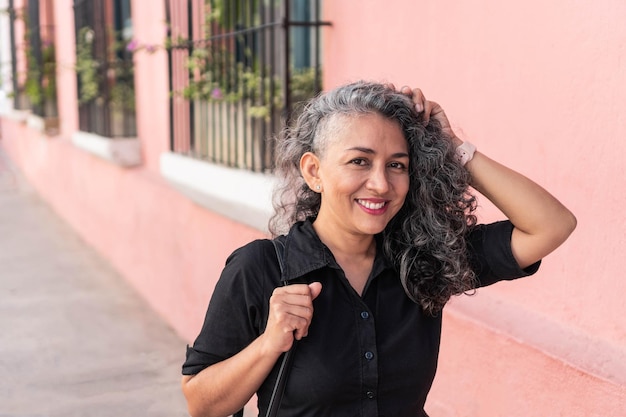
[[350, 158, 367, 166], [389, 162, 407, 170]]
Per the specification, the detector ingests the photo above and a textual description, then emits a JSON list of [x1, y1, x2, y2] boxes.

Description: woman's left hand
[[393, 83, 576, 269], [398, 86, 463, 147]]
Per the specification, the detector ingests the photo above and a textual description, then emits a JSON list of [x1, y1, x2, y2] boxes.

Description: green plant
[[290, 67, 319, 104], [75, 26, 136, 111], [75, 27, 99, 103], [173, 47, 317, 120], [40, 42, 57, 102], [22, 14, 57, 110], [109, 61, 136, 112], [165, 0, 319, 120]]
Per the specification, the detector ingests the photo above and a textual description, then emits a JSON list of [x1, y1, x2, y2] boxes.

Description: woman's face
[[312, 112, 410, 238]]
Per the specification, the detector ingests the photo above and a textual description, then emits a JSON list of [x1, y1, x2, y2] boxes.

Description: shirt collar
[[280, 219, 394, 283]]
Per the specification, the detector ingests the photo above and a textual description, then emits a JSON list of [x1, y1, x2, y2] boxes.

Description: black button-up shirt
[[183, 220, 539, 416]]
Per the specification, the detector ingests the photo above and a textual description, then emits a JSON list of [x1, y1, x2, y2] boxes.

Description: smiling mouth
[[356, 199, 387, 210]]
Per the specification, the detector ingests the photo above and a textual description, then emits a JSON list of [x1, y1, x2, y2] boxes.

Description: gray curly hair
[[269, 81, 477, 315]]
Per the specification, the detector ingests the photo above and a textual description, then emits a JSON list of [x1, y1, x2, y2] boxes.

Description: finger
[[411, 88, 426, 113], [269, 283, 320, 340], [278, 306, 314, 340], [274, 289, 316, 310], [422, 100, 435, 125], [426, 101, 447, 127], [270, 285, 314, 324], [295, 284, 322, 337], [400, 85, 413, 97], [276, 283, 315, 296], [276, 304, 314, 322], [267, 301, 312, 344], [429, 102, 446, 123], [308, 282, 323, 300]]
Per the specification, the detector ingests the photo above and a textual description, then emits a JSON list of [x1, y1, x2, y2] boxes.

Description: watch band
[[456, 141, 477, 166]]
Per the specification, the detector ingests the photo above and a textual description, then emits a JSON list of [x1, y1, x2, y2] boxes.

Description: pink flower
[[126, 39, 139, 52], [211, 88, 223, 99]]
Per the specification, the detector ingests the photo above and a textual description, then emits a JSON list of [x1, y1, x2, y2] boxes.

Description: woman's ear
[[300, 152, 321, 192]]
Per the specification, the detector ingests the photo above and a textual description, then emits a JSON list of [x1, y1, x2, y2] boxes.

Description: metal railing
[[7, 0, 57, 117], [166, 0, 329, 172], [7, 1, 29, 110], [73, 0, 136, 138]]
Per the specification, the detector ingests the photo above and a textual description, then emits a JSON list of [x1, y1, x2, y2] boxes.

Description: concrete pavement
[[0, 147, 189, 416]]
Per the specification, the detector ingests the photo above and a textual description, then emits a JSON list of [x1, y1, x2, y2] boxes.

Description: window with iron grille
[[7, 0, 57, 118], [166, 0, 329, 172], [73, 0, 136, 138]]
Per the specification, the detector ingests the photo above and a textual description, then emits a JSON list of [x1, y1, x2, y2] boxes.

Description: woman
[[181, 82, 576, 417]]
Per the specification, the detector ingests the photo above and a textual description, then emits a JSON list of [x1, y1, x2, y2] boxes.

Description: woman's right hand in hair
[[263, 282, 323, 353]]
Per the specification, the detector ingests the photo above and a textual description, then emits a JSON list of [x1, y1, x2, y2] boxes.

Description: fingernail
[[415, 103, 423, 113]]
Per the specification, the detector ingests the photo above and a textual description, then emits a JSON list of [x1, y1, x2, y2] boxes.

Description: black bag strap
[[273, 238, 286, 283], [233, 238, 290, 417]]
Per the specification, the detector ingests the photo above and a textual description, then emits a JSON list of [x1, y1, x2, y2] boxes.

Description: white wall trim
[[26, 114, 45, 131], [71, 131, 142, 167], [159, 152, 276, 232], [0, 106, 30, 123], [25, 113, 59, 136]]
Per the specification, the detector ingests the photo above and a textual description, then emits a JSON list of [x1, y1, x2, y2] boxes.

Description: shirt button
[[366, 390, 375, 399], [364, 351, 374, 360], [360, 311, 369, 319]]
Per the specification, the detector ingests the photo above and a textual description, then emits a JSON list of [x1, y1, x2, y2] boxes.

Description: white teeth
[[358, 200, 385, 210]]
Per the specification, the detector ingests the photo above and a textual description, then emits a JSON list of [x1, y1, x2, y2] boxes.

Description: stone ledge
[[26, 114, 60, 136], [0, 107, 30, 123], [71, 131, 142, 167], [160, 151, 275, 232]]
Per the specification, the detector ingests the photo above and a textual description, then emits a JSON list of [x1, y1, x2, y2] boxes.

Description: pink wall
[[1, 0, 624, 415], [130, 0, 172, 173], [53, 0, 78, 136], [323, 0, 625, 414]]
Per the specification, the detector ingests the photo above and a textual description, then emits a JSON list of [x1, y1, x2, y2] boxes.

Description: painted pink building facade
[[1, 0, 624, 415]]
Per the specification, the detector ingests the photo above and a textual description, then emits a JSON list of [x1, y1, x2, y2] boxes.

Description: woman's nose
[[366, 167, 390, 193]]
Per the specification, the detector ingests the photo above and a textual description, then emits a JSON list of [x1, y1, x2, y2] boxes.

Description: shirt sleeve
[[182, 239, 279, 375], [467, 220, 541, 288]]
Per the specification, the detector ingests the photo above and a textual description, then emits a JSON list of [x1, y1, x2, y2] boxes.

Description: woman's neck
[[312, 219, 377, 296], [312, 219, 376, 259]]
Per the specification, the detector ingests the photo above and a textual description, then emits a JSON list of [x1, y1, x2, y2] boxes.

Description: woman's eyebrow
[[346, 147, 409, 158], [346, 146, 375, 154]]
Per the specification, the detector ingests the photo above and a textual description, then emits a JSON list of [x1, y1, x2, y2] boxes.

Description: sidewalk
[[0, 147, 188, 416]]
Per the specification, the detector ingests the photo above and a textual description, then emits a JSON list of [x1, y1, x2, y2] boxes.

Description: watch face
[[456, 142, 476, 165]]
